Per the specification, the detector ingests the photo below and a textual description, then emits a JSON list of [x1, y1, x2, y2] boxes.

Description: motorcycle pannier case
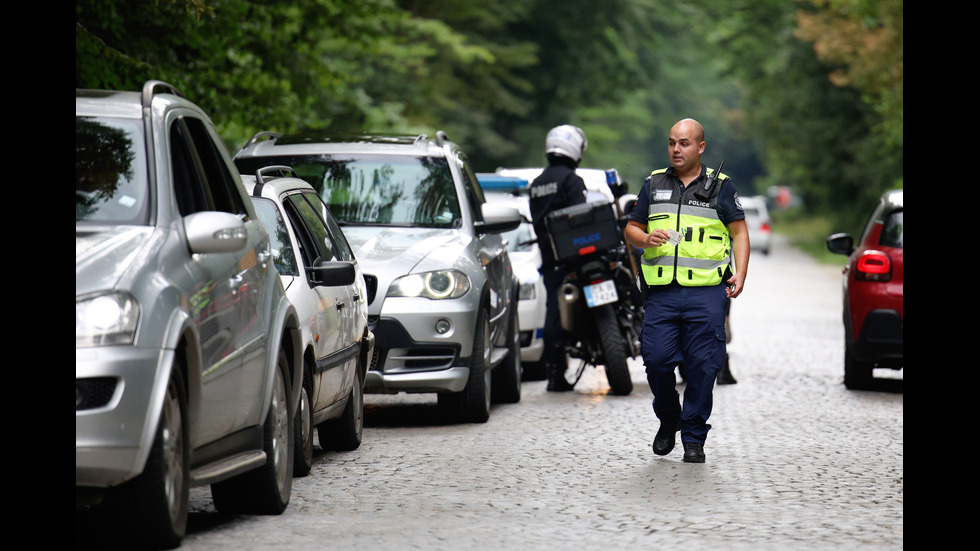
[[545, 201, 622, 262]]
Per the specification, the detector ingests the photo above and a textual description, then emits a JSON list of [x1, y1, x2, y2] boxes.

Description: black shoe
[[717, 355, 737, 385], [652, 420, 681, 455], [682, 442, 705, 463], [717, 369, 737, 385]]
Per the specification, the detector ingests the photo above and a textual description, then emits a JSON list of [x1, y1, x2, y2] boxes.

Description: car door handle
[[353, 293, 360, 301], [337, 301, 345, 310]]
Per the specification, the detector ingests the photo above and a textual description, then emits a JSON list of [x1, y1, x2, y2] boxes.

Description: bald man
[[624, 118, 750, 463]]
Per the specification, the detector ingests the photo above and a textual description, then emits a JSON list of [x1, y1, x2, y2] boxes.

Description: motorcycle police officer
[[529, 125, 588, 391], [624, 118, 750, 462]]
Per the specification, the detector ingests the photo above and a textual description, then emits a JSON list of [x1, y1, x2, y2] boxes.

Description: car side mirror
[[476, 203, 522, 235], [184, 211, 248, 254], [307, 260, 356, 287], [826, 233, 855, 256], [609, 181, 629, 199]]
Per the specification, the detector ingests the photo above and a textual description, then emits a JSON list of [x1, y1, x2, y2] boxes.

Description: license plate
[[584, 280, 618, 308]]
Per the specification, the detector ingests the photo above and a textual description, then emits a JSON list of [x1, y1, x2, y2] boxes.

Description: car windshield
[[76, 116, 149, 225], [237, 154, 461, 228]]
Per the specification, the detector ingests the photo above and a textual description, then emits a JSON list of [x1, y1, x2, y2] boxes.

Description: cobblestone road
[[106, 235, 905, 550]]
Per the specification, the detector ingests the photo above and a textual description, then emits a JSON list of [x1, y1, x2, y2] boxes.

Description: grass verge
[[771, 210, 846, 265]]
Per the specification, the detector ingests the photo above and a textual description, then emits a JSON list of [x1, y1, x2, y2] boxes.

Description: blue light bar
[[476, 173, 529, 191]]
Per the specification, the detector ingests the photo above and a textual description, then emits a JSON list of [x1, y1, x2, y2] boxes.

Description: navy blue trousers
[[640, 282, 728, 444], [541, 267, 569, 370]]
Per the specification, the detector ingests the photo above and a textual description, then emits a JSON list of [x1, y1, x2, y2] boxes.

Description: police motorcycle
[[543, 170, 642, 396]]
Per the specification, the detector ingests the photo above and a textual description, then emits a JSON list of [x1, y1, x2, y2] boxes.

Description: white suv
[[241, 166, 374, 476], [235, 131, 523, 423]]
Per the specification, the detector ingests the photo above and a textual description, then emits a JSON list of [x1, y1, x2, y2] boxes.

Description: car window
[[879, 210, 903, 248], [238, 154, 461, 228], [75, 117, 149, 225], [171, 117, 248, 217], [286, 193, 337, 264], [313, 194, 356, 262], [251, 197, 299, 275]]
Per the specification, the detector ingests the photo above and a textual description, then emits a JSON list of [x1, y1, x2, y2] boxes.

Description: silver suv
[[76, 81, 303, 549], [235, 132, 523, 423]]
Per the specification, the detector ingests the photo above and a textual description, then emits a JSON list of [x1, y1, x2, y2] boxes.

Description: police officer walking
[[624, 118, 750, 462], [529, 125, 589, 392]]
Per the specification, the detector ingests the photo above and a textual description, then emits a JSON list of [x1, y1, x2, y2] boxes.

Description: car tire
[[844, 344, 873, 390], [293, 366, 315, 476], [318, 365, 364, 451], [212, 347, 293, 514], [491, 304, 522, 404], [106, 362, 189, 550], [439, 306, 491, 423]]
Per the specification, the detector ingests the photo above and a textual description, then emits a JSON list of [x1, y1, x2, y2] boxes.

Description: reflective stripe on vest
[[640, 168, 731, 286]]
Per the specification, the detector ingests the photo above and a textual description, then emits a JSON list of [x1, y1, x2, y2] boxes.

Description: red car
[[827, 189, 903, 389]]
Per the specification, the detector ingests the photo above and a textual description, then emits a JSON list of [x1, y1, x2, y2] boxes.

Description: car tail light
[[760, 222, 771, 233], [855, 250, 891, 281]]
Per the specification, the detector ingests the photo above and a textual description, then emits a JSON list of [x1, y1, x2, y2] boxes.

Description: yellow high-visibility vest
[[640, 167, 732, 286]]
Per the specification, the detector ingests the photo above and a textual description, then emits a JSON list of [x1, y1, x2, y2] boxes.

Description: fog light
[[435, 319, 451, 334]]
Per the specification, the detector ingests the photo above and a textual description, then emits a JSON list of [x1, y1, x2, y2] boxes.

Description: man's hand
[[644, 228, 671, 248], [624, 220, 671, 249], [726, 272, 746, 298], [726, 219, 750, 298]]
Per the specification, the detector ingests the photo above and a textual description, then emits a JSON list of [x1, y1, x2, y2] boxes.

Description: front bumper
[[76, 345, 170, 488], [520, 328, 544, 362], [364, 299, 479, 394], [517, 286, 545, 364]]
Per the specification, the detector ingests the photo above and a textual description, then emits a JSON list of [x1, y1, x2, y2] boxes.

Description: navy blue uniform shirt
[[627, 165, 745, 227]]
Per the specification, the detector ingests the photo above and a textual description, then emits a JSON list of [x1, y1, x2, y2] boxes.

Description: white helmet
[[545, 125, 587, 163]]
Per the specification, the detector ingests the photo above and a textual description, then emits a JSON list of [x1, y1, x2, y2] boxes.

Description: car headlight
[[519, 281, 536, 301], [76, 292, 140, 347], [387, 270, 471, 300]]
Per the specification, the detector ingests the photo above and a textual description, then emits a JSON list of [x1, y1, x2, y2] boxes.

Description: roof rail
[[242, 131, 282, 150], [435, 130, 450, 146], [413, 134, 429, 145], [252, 165, 296, 197], [255, 165, 296, 183], [141, 80, 183, 109]]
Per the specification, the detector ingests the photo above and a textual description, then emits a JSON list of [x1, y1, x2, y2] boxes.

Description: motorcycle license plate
[[584, 280, 618, 308]]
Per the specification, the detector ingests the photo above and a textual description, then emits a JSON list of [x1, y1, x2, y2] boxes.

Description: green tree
[[698, 0, 901, 230], [795, 0, 903, 150], [76, 0, 900, 230]]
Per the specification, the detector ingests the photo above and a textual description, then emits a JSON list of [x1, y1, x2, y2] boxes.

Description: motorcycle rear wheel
[[594, 304, 633, 395]]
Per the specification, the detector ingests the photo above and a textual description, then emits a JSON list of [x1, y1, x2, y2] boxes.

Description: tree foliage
[[76, 0, 902, 229], [795, 0, 903, 150]]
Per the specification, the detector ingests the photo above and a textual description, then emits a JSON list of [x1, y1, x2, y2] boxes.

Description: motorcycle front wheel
[[594, 304, 633, 395]]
